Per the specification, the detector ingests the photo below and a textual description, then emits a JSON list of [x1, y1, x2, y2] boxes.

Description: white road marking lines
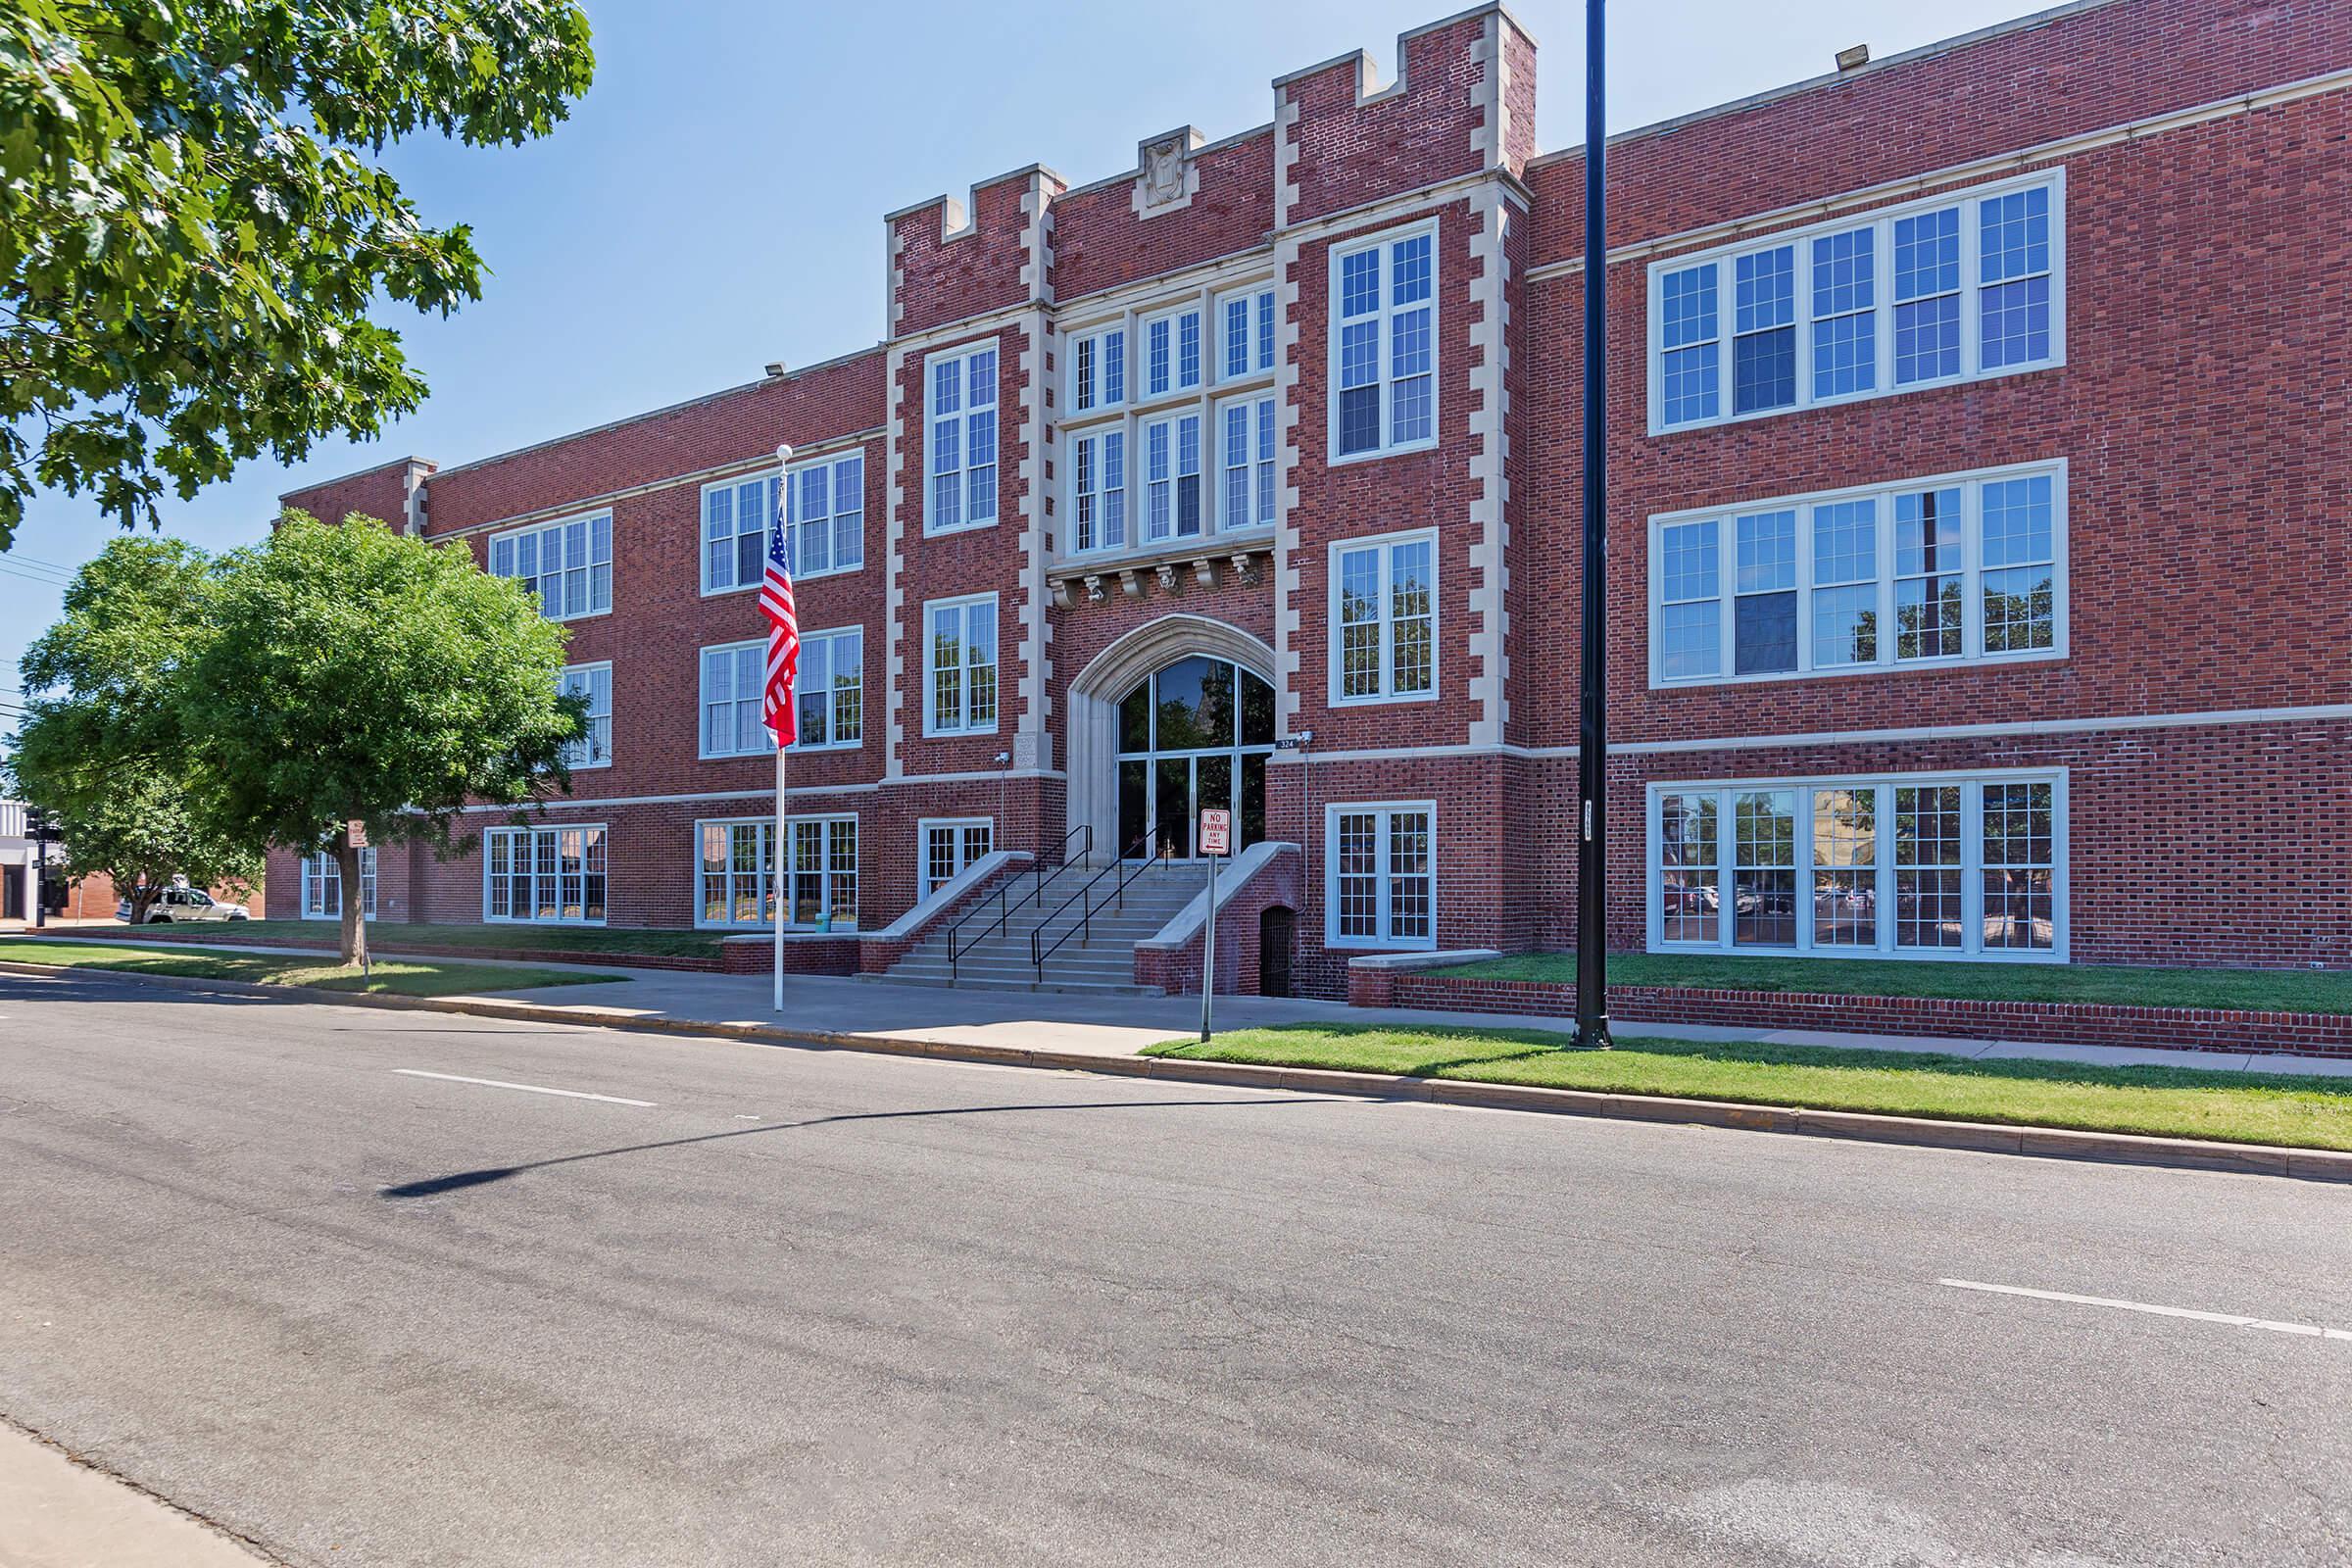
[[391, 1069, 655, 1107], [1937, 1278, 2352, 1342]]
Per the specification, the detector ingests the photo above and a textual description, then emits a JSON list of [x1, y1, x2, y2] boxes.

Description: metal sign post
[[1199, 808, 1231, 1042]]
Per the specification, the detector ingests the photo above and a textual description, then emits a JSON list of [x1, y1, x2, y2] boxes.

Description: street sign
[[1197, 809, 1233, 1044], [1199, 808, 1232, 857]]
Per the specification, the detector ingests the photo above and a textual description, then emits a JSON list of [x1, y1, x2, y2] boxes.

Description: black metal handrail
[[949, 823, 1091, 984], [1029, 832, 1160, 980]]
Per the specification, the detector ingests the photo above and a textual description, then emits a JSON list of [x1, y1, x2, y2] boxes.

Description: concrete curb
[[8, 958, 2350, 1185]]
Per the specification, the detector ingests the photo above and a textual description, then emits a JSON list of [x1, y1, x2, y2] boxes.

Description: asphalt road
[[2, 969, 2348, 1567]]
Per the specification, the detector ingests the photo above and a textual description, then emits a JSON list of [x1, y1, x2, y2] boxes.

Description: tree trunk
[[127, 882, 157, 925], [334, 830, 368, 971]]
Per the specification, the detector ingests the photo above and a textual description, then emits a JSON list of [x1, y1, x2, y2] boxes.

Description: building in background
[[266, 0, 2352, 996], [0, 800, 121, 924]]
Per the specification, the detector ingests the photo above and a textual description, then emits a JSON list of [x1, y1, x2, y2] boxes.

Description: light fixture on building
[[1836, 43, 1870, 72], [763, 362, 788, 377]]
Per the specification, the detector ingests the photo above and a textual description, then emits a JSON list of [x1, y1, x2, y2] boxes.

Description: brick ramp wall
[[1348, 970, 2352, 1061], [1134, 847, 1302, 996]]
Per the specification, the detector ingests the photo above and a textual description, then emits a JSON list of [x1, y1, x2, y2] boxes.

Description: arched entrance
[[1115, 657, 1275, 858], [1064, 615, 1280, 865]]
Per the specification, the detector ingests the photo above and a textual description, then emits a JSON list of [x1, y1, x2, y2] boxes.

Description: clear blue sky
[[0, 0, 2046, 736]]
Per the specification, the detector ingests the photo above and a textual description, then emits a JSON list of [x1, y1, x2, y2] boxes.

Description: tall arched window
[[1115, 657, 1275, 858]]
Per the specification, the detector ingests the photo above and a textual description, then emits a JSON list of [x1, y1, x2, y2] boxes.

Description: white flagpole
[[773, 441, 795, 1014], [790, 738, 800, 1010]]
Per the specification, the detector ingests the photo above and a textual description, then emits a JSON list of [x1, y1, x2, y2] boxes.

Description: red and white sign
[[1199, 808, 1232, 857]]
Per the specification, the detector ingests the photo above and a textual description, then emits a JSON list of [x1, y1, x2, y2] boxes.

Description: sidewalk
[[0, 1422, 268, 1568], [13, 931, 2351, 1078], [436, 963, 2352, 1078]]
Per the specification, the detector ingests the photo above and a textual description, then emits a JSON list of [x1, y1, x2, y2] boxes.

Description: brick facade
[[267, 0, 2352, 1000]]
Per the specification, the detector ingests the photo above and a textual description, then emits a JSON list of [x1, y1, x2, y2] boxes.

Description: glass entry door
[[1116, 657, 1274, 859]]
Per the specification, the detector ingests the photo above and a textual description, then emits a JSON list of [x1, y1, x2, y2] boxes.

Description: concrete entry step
[[881, 859, 1213, 991]]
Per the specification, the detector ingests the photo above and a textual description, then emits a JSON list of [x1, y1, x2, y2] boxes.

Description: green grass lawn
[[1441, 951, 2352, 1014], [0, 939, 612, 998], [74, 919, 722, 959], [1150, 1023, 2352, 1151]]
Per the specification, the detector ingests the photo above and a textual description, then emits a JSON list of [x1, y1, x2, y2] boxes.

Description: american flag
[[759, 479, 799, 749]]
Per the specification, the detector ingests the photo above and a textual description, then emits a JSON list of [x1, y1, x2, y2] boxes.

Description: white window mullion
[[1874, 214, 1898, 399], [1960, 779, 1985, 956], [1792, 506, 1815, 674], [1715, 788, 1736, 950], [1875, 791, 1897, 954], [1959, 205, 1983, 381], [1792, 241, 1815, 416], [1962, 481, 1985, 659], [1376, 548, 1396, 697], [1645, 791, 1664, 950], [1876, 523, 1898, 668], [1795, 787, 1820, 955], [1717, 523, 1737, 683]]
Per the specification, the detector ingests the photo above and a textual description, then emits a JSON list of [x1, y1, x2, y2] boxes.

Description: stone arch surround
[[1064, 613, 1281, 864]]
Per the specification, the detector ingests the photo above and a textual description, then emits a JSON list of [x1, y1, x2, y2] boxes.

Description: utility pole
[[1576, 0, 1612, 1050]]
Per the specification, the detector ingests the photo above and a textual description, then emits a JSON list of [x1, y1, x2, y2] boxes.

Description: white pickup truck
[[118, 886, 252, 923]]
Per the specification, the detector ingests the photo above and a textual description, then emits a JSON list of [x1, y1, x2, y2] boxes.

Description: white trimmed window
[[924, 594, 998, 736], [489, 511, 612, 620], [1070, 428, 1128, 553], [1652, 772, 2062, 959], [1142, 305, 1202, 398], [1217, 394, 1277, 532], [1326, 803, 1436, 949], [1217, 286, 1277, 380], [794, 627, 862, 750], [1070, 325, 1126, 413], [1331, 531, 1436, 704], [300, 850, 375, 920], [1647, 462, 2065, 686], [1142, 412, 1202, 541], [486, 824, 607, 925], [696, 816, 857, 929], [927, 341, 999, 532], [920, 818, 994, 897], [701, 472, 776, 594], [559, 662, 612, 770], [786, 451, 865, 578], [699, 640, 767, 759], [1331, 223, 1437, 460], [1648, 171, 2063, 432]]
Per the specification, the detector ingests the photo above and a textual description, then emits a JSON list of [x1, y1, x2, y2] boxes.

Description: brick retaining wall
[[1348, 969, 2352, 1060], [51, 927, 723, 974]]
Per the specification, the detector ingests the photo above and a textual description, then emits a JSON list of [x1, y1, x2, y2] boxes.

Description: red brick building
[[267, 0, 2352, 997]]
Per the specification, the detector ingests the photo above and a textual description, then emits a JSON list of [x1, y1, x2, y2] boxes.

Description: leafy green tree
[[8, 537, 260, 920], [178, 512, 585, 965], [0, 0, 595, 547]]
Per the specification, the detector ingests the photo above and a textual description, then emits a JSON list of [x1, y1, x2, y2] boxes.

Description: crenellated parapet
[[886, 164, 1067, 338], [1275, 4, 1536, 228]]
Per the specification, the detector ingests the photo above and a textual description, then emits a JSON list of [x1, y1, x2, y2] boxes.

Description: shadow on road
[[379, 1094, 1343, 1199]]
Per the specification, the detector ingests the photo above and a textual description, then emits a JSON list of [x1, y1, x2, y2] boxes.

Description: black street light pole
[[29, 807, 51, 931], [1576, 0, 1611, 1050]]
